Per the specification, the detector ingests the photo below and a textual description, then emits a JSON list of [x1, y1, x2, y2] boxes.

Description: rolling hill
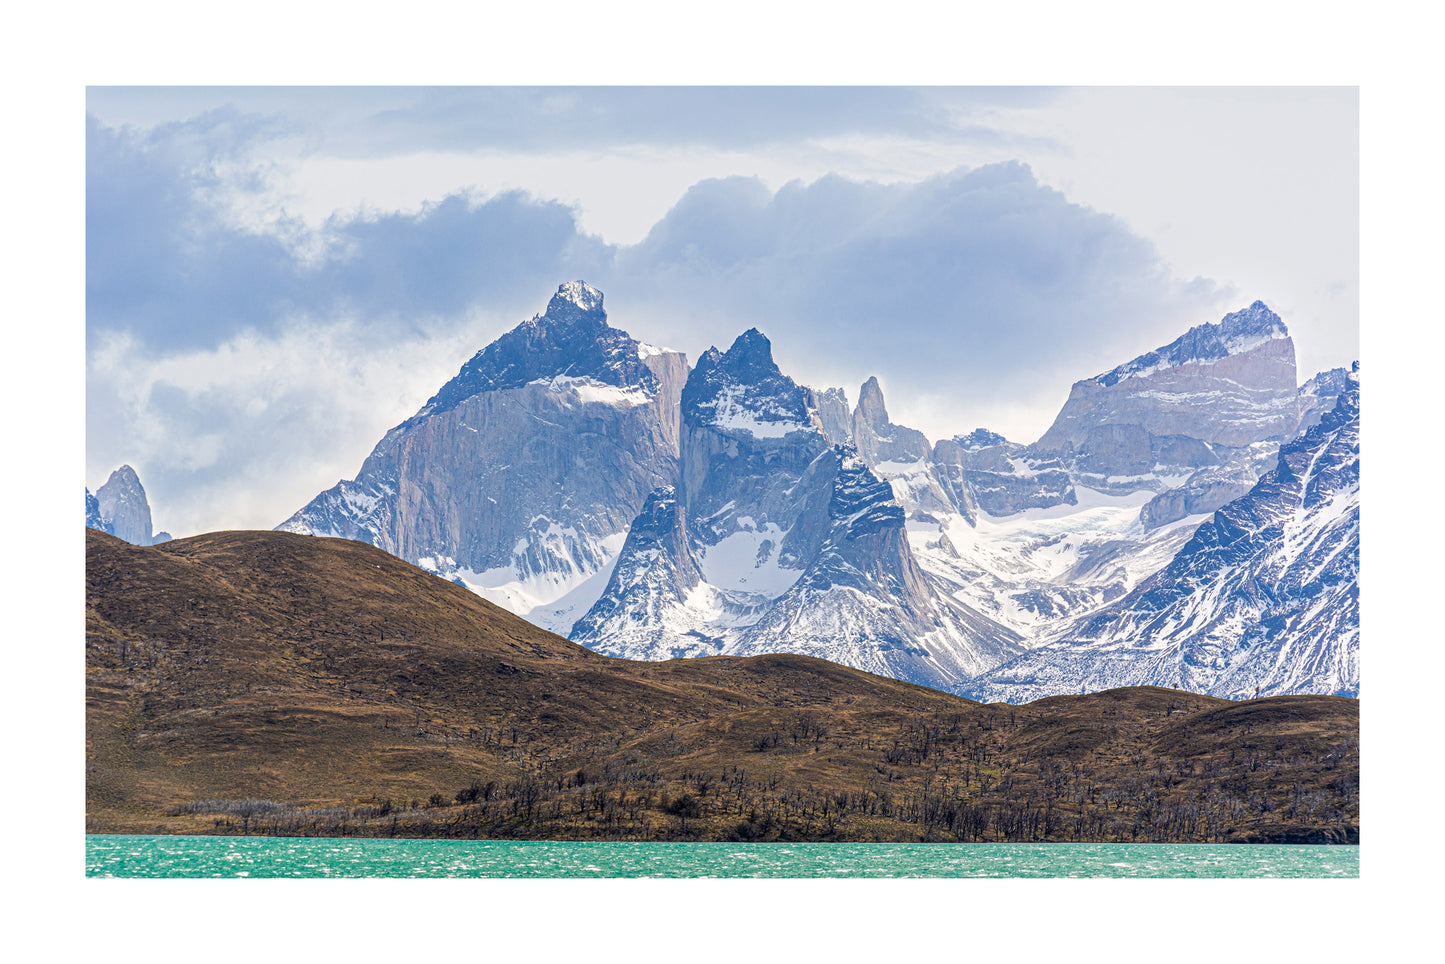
[[86, 528, 1358, 843]]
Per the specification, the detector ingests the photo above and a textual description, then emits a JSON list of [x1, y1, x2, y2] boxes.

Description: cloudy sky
[[85, 86, 1358, 537]]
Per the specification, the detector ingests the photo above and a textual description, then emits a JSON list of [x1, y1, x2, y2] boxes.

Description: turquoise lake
[[86, 835, 1359, 878]]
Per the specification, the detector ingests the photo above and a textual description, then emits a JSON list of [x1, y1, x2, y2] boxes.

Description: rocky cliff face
[[572, 330, 844, 660], [931, 430, 1074, 519], [1297, 365, 1351, 435], [806, 386, 853, 445], [732, 447, 1022, 689], [1019, 301, 1312, 535], [571, 337, 1020, 685], [1138, 446, 1279, 530], [679, 329, 835, 574], [278, 282, 687, 631], [89, 465, 170, 545], [964, 367, 1360, 702], [1034, 301, 1299, 486]]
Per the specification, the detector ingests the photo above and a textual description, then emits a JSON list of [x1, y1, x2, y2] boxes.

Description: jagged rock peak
[[105, 464, 143, 489], [1321, 363, 1360, 430], [546, 280, 605, 317], [94, 464, 156, 546], [1300, 364, 1351, 398], [1224, 300, 1288, 334], [411, 281, 659, 424], [719, 328, 779, 373], [1096, 300, 1289, 388], [85, 488, 106, 532], [690, 329, 782, 384], [546, 278, 604, 313], [1296, 364, 1353, 435], [682, 328, 812, 433], [849, 375, 932, 467], [854, 376, 889, 427], [830, 446, 906, 535], [807, 386, 853, 444]]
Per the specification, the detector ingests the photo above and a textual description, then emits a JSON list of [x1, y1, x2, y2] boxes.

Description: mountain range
[[269, 282, 1359, 701]]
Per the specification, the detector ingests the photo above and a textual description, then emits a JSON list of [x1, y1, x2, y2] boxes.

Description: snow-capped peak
[[1096, 301, 1290, 387], [548, 280, 605, 316], [682, 328, 813, 436]]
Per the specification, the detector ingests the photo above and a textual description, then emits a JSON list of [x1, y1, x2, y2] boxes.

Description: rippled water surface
[[86, 836, 1358, 878]]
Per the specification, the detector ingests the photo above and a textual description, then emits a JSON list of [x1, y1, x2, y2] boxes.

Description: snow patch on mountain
[[698, 385, 808, 437], [527, 374, 653, 407], [420, 530, 629, 627], [695, 524, 803, 596], [907, 487, 1209, 639], [963, 368, 1360, 702]]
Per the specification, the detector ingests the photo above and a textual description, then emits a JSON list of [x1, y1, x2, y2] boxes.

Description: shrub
[[667, 793, 702, 819]]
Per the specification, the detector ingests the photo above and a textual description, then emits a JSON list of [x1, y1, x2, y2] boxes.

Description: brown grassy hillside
[[86, 529, 1358, 843]]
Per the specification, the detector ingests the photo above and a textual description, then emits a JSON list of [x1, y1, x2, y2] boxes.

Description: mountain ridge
[[265, 282, 1357, 701], [964, 366, 1360, 702]]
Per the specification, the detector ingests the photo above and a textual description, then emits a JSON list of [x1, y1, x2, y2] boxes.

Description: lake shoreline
[[85, 835, 1362, 878], [84, 830, 1360, 846]]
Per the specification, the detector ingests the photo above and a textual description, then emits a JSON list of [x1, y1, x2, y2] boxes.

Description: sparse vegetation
[[86, 529, 1358, 844]]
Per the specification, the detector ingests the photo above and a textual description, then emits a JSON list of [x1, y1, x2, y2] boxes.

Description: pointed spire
[[854, 376, 889, 428]]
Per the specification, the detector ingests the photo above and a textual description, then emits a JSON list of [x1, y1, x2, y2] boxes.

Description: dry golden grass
[[86, 528, 1358, 843]]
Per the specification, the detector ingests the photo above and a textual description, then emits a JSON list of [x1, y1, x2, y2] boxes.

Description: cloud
[[318, 192, 610, 325], [86, 321, 491, 536], [86, 110, 617, 530], [606, 163, 1230, 439], [89, 87, 1066, 158], [359, 87, 1068, 155], [86, 110, 300, 352], [87, 113, 1229, 535], [86, 111, 612, 354]]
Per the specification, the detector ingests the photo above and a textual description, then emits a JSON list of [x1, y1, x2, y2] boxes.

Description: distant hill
[[86, 528, 1357, 843]]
